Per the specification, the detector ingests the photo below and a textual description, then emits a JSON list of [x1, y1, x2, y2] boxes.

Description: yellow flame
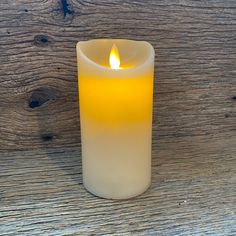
[[109, 44, 120, 69]]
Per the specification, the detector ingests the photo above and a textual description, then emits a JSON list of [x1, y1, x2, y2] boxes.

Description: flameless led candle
[[76, 39, 155, 199]]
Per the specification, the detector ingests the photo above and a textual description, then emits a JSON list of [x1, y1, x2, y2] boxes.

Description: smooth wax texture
[[76, 39, 155, 199]]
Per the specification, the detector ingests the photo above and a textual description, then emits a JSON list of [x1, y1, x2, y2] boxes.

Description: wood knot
[[61, 0, 74, 18], [33, 35, 53, 47], [41, 134, 53, 142], [51, 0, 74, 24], [225, 114, 229, 118], [232, 96, 236, 100], [28, 87, 57, 109]]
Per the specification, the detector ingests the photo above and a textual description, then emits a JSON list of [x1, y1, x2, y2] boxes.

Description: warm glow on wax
[[109, 44, 120, 69]]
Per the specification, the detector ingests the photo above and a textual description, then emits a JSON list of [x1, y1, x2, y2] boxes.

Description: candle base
[[81, 122, 152, 200], [83, 179, 151, 200]]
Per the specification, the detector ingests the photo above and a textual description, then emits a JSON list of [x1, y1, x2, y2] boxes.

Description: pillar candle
[[76, 39, 155, 199]]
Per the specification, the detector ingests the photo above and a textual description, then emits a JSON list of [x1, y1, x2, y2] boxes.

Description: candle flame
[[109, 44, 120, 69]]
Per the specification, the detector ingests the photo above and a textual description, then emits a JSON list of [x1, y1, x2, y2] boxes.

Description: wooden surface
[[0, 0, 236, 235]]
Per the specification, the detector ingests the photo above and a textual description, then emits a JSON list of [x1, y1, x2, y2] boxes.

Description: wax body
[[76, 39, 154, 199]]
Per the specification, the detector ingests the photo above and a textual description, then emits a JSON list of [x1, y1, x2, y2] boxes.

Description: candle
[[76, 39, 155, 199]]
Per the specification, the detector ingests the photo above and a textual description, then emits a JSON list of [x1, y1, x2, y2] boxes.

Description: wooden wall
[[1, 0, 235, 151]]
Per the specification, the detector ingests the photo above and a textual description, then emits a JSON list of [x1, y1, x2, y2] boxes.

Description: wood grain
[[0, 0, 236, 235]]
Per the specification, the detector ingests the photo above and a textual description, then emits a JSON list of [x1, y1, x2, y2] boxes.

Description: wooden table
[[0, 0, 235, 235]]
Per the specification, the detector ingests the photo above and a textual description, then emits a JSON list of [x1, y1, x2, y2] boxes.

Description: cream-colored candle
[[76, 39, 154, 199]]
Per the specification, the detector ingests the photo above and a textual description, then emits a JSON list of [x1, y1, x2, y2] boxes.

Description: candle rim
[[76, 39, 155, 73]]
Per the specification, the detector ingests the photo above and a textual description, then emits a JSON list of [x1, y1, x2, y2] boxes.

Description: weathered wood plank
[[0, 0, 236, 235], [0, 138, 235, 235]]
